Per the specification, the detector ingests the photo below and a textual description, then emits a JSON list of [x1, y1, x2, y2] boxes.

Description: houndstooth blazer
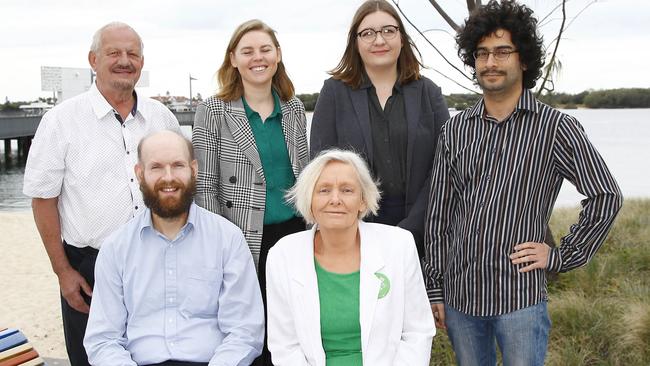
[[192, 95, 309, 268]]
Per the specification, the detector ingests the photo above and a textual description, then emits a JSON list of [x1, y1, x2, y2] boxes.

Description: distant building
[[19, 102, 54, 116], [41, 66, 149, 104], [151, 93, 194, 112]]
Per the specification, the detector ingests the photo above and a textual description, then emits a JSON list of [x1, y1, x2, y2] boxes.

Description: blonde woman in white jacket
[[266, 149, 435, 366]]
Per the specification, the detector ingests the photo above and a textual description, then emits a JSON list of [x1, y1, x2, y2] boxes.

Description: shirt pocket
[[180, 267, 222, 318]]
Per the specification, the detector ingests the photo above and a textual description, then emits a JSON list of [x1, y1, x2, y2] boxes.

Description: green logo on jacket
[[375, 272, 390, 299]]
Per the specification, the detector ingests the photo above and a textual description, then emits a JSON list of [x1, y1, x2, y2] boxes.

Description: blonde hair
[[216, 19, 295, 101], [286, 149, 381, 224]]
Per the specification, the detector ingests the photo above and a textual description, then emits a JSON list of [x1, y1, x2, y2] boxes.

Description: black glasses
[[473, 48, 518, 61], [357, 25, 400, 43]]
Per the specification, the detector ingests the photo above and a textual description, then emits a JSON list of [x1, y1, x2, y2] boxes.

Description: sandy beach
[[0, 210, 69, 362]]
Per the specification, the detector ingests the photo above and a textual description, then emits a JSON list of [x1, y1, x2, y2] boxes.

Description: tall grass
[[430, 198, 650, 365]]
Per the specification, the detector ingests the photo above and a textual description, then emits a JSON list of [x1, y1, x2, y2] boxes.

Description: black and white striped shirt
[[423, 89, 622, 316]]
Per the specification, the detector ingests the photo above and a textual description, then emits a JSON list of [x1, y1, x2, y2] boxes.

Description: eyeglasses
[[357, 25, 400, 43], [473, 48, 518, 61]]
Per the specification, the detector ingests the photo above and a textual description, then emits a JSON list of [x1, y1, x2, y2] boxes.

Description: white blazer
[[266, 221, 435, 366]]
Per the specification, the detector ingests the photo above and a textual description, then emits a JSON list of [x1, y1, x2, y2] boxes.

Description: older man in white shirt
[[23, 22, 179, 366]]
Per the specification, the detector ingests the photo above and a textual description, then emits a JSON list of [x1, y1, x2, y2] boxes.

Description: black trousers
[[61, 243, 98, 366], [252, 216, 305, 366]]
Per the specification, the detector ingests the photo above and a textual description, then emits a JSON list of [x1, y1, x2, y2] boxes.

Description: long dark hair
[[330, 0, 423, 89]]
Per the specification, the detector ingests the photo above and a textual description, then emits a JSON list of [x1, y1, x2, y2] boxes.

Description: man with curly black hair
[[423, 1, 623, 365]]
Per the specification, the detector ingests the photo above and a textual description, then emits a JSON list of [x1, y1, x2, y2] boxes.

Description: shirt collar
[[360, 73, 403, 93], [468, 88, 539, 119], [89, 83, 141, 120], [138, 202, 197, 240], [242, 89, 282, 120]]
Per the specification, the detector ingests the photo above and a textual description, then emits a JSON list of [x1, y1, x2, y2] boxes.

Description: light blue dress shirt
[[84, 202, 264, 366]]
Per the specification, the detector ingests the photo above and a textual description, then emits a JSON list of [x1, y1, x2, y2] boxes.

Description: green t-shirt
[[315, 259, 363, 366], [242, 90, 296, 225]]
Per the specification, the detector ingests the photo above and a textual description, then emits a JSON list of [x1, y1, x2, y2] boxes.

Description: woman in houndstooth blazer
[[192, 19, 309, 365]]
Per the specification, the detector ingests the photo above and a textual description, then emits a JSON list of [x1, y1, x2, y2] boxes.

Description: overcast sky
[[1, 0, 648, 102]]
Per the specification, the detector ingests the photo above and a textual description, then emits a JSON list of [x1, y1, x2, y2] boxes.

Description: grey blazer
[[192, 96, 309, 267], [310, 76, 449, 255]]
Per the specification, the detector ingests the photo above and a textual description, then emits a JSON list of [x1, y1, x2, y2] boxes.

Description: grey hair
[[90, 22, 144, 54], [286, 149, 381, 224]]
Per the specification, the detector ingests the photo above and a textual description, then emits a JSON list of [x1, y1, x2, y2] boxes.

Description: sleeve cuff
[[547, 246, 563, 273], [427, 287, 443, 303]]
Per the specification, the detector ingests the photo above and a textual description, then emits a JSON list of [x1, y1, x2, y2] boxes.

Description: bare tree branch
[[429, 0, 460, 31], [466, 0, 478, 12], [428, 68, 480, 94], [537, 0, 567, 96], [391, 0, 474, 86], [538, 2, 564, 27]]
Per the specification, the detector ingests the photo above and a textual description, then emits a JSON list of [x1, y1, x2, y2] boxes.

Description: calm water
[[1, 108, 648, 211]]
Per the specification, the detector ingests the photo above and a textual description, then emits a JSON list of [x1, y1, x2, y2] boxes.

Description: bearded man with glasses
[[423, 1, 622, 365]]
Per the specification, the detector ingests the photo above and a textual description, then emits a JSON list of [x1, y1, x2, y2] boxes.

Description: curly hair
[[456, 0, 544, 89]]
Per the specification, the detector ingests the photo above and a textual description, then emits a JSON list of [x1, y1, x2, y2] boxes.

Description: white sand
[[0, 211, 68, 359]]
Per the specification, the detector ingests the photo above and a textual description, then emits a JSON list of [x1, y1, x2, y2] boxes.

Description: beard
[[141, 175, 196, 219]]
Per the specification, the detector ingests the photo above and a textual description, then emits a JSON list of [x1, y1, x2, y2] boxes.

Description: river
[[1, 108, 648, 211]]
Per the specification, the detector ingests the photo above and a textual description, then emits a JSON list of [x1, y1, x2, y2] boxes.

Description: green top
[[242, 90, 296, 225], [315, 259, 363, 366]]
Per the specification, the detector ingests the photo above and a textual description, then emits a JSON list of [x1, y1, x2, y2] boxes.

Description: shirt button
[[130, 178, 134, 182], [229, 176, 237, 183], [168, 270, 173, 275], [170, 342, 175, 347], [485, 175, 491, 182], [168, 318, 173, 323], [135, 206, 138, 210], [479, 202, 484, 207], [126, 151, 130, 155], [169, 297, 174, 303]]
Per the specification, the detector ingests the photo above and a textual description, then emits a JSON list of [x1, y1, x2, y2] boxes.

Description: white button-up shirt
[[23, 84, 180, 249]]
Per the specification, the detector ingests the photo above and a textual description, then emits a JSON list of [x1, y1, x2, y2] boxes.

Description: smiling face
[[356, 10, 402, 73], [229, 30, 281, 91], [89, 26, 143, 93], [311, 161, 367, 232], [136, 131, 197, 219], [475, 28, 525, 97]]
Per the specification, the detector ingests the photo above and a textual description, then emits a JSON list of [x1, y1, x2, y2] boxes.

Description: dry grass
[[430, 198, 650, 365]]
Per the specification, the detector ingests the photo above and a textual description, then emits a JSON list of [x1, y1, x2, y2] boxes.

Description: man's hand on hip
[[510, 241, 551, 273], [58, 267, 93, 313]]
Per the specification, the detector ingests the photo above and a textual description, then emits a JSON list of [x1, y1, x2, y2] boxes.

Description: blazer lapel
[[349, 87, 373, 161], [280, 101, 301, 178], [358, 221, 385, 352], [224, 99, 265, 182], [403, 82, 421, 184], [289, 226, 325, 364]]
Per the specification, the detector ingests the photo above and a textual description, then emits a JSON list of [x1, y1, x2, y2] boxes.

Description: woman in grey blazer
[[192, 19, 309, 366], [310, 0, 450, 257]]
